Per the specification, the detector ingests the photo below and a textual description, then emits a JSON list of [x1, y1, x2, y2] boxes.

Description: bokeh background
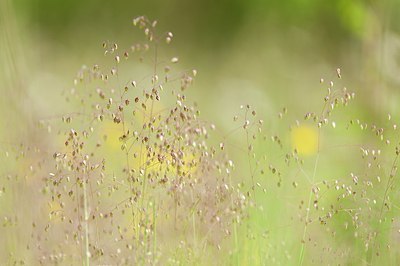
[[3, 0, 400, 133], [2, 0, 400, 264]]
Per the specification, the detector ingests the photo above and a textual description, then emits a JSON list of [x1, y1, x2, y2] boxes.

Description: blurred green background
[[3, 0, 400, 131], [2, 0, 400, 265]]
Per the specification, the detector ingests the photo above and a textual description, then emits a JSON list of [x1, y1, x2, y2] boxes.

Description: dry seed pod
[[336, 68, 341, 79]]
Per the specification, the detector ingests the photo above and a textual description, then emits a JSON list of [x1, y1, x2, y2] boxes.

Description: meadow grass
[[1, 16, 400, 265]]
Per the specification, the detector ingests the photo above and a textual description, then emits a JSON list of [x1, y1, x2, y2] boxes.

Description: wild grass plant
[[35, 16, 245, 265], [1, 16, 400, 265]]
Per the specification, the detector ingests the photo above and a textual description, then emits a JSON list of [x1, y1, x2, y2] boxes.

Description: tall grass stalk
[[82, 175, 90, 266], [298, 153, 319, 266]]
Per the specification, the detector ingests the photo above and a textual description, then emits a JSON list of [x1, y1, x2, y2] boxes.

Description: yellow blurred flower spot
[[291, 125, 318, 155], [100, 120, 122, 151], [99, 120, 198, 174]]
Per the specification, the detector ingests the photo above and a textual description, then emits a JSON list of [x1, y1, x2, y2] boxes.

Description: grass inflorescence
[[1, 16, 400, 266]]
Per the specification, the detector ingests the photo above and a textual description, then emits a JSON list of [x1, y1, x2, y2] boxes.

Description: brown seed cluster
[[2, 17, 400, 266], [35, 16, 247, 265]]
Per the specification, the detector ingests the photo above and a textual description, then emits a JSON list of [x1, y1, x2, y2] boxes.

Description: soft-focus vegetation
[[2, 1, 400, 265]]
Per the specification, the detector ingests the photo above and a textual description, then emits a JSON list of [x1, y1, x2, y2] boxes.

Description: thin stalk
[[139, 40, 158, 261], [143, 200, 151, 263], [298, 153, 319, 266], [152, 200, 157, 263], [229, 174, 239, 266], [117, 63, 136, 234], [191, 190, 197, 250], [82, 176, 90, 266]]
